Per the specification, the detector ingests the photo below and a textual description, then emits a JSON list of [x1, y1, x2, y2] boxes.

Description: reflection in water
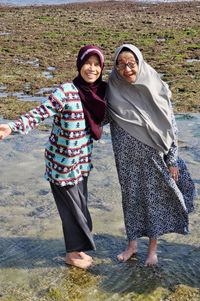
[[42, 71, 53, 79], [0, 114, 199, 300], [186, 59, 200, 63]]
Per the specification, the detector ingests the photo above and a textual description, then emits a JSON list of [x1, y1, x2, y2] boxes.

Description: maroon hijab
[[73, 45, 107, 140]]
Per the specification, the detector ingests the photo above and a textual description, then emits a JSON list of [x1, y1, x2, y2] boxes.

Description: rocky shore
[[0, 2, 200, 300], [0, 1, 199, 119]]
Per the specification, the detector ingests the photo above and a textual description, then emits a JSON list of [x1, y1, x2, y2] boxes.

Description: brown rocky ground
[[0, 3, 200, 301], [0, 1, 199, 118]]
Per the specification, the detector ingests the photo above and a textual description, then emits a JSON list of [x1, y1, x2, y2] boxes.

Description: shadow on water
[[91, 234, 200, 292], [0, 237, 66, 269], [0, 234, 199, 290]]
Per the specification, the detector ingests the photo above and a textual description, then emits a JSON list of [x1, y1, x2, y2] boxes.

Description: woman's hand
[[0, 124, 12, 140], [168, 166, 179, 182]]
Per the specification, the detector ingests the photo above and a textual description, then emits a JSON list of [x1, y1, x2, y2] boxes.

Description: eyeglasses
[[117, 61, 137, 70]]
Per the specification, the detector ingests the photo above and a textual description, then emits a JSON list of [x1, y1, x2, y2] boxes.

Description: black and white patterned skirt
[[110, 121, 195, 241]]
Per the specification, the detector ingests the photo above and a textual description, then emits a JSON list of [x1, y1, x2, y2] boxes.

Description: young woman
[[0, 45, 107, 269], [105, 44, 195, 266]]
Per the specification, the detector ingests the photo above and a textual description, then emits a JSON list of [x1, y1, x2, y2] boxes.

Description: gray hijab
[[106, 44, 174, 154]]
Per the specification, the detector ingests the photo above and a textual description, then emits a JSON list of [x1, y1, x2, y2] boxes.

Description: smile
[[86, 73, 97, 78]]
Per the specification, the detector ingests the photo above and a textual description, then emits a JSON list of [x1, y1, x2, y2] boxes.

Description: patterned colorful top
[[9, 82, 94, 186]]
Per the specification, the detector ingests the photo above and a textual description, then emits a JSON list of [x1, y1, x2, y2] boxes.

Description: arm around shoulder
[[101, 107, 111, 126]]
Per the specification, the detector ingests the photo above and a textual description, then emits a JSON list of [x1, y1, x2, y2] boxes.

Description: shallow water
[[0, 113, 199, 300]]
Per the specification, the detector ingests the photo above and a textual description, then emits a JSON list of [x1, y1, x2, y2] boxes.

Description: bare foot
[[145, 252, 158, 266], [117, 240, 137, 262], [144, 238, 158, 266], [79, 252, 93, 262], [66, 252, 93, 269]]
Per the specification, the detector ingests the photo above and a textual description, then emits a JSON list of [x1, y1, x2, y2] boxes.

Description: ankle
[[128, 240, 137, 250], [66, 251, 79, 259], [148, 239, 157, 253]]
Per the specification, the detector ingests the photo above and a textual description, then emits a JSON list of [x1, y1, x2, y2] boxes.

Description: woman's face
[[117, 51, 138, 83], [80, 54, 102, 83]]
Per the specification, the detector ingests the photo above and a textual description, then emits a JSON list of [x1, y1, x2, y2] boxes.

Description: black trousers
[[50, 177, 96, 252]]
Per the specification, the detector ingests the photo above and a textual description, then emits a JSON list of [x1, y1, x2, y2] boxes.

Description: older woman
[[106, 44, 195, 266], [0, 45, 107, 269]]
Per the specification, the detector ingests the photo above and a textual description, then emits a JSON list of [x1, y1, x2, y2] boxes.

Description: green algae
[[47, 287, 67, 301], [167, 285, 200, 301]]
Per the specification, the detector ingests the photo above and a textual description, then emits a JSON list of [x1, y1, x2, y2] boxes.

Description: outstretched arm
[[0, 124, 12, 140]]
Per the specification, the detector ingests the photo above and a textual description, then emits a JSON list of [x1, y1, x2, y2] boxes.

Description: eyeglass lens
[[118, 62, 137, 70]]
